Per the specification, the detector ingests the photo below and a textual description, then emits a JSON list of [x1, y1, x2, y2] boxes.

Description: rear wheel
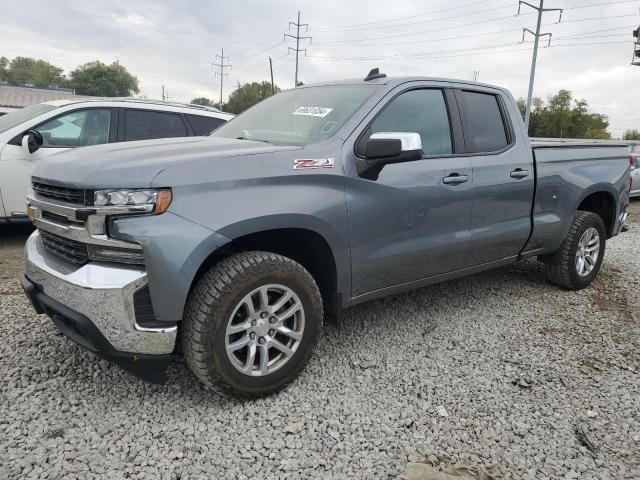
[[543, 210, 606, 290], [182, 251, 323, 397]]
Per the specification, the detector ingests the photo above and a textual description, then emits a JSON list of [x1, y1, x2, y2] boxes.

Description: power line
[[313, 24, 636, 48], [316, 2, 519, 34], [313, 0, 498, 31], [314, 0, 637, 33], [314, 11, 638, 46], [212, 48, 231, 109], [285, 11, 311, 87], [307, 37, 631, 62]]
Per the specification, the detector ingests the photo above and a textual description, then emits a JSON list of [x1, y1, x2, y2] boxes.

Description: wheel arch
[[188, 220, 345, 323], [575, 186, 617, 238]]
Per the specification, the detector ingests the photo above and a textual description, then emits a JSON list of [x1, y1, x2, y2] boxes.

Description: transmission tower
[[518, 0, 562, 132], [285, 11, 312, 87], [213, 48, 232, 109], [472, 70, 479, 82]]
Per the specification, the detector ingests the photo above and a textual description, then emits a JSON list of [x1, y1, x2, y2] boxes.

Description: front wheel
[[182, 251, 323, 397], [543, 210, 606, 290]]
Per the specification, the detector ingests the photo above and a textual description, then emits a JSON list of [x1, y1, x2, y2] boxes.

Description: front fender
[[112, 212, 231, 322]]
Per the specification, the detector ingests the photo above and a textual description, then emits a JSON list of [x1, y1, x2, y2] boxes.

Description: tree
[[224, 81, 281, 114], [623, 129, 640, 140], [69, 61, 139, 96], [4, 56, 65, 87], [190, 97, 216, 107], [0, 56, 8, 81], [517, 90, 610, 139]]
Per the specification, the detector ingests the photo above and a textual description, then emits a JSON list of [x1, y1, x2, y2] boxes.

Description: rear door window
[[186, 114, 226, 135], [461, 91, 509, 153], [124, 109, 188, 141]]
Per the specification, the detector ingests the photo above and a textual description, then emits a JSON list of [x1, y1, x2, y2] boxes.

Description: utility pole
[[213, 48, 232, 109], [632, 25, 640, 66], [285, 11, 312, 87], [472, 70, 479, 82], [269, 57, 275, 95], [161, 85, 165, 101], [518, 0, 562, 132]]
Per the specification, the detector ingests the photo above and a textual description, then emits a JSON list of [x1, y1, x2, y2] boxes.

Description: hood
[[32, 136, 298, 188]]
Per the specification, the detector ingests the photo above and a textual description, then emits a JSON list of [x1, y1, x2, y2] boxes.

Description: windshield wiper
[[236, 136, 271, 144]]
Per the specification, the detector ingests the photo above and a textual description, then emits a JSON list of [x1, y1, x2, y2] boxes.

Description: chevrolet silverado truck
[[20, 70, 631, 397]]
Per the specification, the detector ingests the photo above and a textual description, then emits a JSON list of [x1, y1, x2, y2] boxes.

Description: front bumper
[[22, 231, 177, 382]]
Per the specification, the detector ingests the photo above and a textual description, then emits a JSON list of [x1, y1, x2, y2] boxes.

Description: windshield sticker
[[292, 106, 333, 118], [293, 158, 335, 170]]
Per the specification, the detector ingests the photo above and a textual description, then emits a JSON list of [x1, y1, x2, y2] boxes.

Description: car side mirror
[[357, 132, 422, 180], [21, 129, 43, 155]]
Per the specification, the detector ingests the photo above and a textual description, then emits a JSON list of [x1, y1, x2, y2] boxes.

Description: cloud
[[2, 0, 638, 135]]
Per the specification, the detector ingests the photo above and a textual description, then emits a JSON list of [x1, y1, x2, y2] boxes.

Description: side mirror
[[21, 129, 43, 155], [357, 132, 422, 180]]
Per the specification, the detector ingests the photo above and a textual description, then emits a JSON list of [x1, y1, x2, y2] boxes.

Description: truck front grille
[[32, 182, 87, 205], [39, 231, 89, 266]]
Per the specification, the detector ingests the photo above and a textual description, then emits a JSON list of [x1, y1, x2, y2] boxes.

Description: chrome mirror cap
[[370, 132, 422, 152]]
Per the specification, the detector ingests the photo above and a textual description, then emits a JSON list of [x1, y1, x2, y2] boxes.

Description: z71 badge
[[293, 158, 335, 170]]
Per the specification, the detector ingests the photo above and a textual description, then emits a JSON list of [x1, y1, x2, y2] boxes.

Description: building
[[0, 84, 87, 111]]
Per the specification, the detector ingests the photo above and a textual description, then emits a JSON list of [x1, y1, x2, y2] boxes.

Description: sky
[[2, 0, 639, 137]]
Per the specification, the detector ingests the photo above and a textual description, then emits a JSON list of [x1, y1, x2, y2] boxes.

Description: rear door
[[346, 85, 475, 297], [455, 88, 534, 264]]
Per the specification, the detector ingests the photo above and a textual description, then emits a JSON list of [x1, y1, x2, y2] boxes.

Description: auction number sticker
[[292, 106, 333, 117]]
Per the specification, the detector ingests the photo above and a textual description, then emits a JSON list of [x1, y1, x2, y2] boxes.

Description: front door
[[346, 87, 474, 297], [0, 108, 112, 216]]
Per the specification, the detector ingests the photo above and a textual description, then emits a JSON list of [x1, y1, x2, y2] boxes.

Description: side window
[[461, 91, 509, 153], [37, 109, 111, 148], [124, 110, 188, 141], [364, 89, 453, 156], [186, 114, 226, 135]]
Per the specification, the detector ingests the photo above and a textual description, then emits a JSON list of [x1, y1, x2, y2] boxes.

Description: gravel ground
[[1, 204, 639, 480]]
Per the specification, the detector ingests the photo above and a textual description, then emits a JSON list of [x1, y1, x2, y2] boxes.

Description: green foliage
[[518, 89, 610, 139], [2, 56, 65, 87], [623, 129, 640, 140], [190, 97, 216, 107], [225, 81, 281, 114], [69, 61, 139, 96], [0, 56, 8, 81]]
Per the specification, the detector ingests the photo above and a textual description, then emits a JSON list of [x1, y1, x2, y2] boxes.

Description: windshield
[[0, 104, 57, 134], [212, 85, 378, 146]]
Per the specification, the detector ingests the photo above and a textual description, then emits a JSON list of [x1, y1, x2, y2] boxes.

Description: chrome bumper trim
[[25, 231, 176, 355], [27, 194, 153, 221]]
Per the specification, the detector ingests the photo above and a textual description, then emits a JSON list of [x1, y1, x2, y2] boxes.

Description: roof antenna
[[364, 68, 386, 81]]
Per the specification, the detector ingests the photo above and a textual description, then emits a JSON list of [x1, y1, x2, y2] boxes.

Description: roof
[[303, 75, 503, 91], [0, 84, 86, 108]]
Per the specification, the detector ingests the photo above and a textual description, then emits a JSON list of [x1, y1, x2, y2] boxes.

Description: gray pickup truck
[[20, 70, 631, 397]]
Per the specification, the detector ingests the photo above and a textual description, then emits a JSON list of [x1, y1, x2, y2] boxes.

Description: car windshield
[[0, 104, 57, 134], [211, 85, 378, 146]]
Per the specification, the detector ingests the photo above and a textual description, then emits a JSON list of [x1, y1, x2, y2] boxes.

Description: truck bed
[[523, 142, 630, 257]]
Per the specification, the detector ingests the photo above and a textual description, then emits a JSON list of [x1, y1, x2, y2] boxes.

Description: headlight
[[93, 188, 172, 214]]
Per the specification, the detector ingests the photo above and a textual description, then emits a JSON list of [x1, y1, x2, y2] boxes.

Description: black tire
[[182, 251, 323, 397], [543, 210, 606, 290]]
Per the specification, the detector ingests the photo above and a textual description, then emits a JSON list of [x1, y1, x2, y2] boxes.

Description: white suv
[[0, 99, 233, 222]]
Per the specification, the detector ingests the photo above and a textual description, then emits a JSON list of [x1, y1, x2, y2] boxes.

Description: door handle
[[443, 174, 469, 185], [510, 168, 530, 179]]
